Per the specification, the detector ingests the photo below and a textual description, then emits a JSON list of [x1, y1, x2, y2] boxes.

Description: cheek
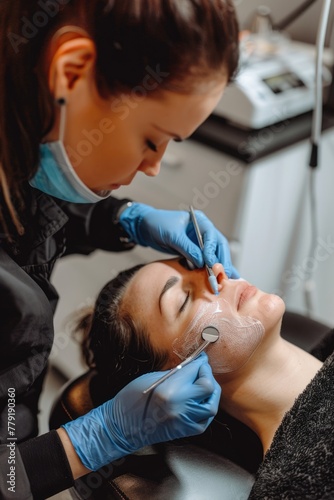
[[87, 147, 141, 187], [208, 295, 284, 373], [172, 301, 265, 374], [206, 317, 264, 373]]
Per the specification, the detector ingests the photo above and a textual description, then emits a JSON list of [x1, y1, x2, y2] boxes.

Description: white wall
[[235, 128, 334, 328], [281, 128, 334, 326], [234, 0, 334, 48]]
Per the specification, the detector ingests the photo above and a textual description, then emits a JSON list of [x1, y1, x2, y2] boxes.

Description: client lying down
[[76, 258, 334, 498]]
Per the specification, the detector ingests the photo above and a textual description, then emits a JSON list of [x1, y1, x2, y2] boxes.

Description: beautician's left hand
[[119, 202, 239, 278]]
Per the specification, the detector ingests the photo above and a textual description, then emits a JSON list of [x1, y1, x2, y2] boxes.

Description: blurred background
[[235, 0, 334, 45], [41, 0, 334, 441]]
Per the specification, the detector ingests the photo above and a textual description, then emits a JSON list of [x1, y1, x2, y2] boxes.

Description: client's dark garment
[[249, 329, 334, 499]]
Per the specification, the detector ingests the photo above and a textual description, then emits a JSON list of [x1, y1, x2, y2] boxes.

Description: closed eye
[[146, 140, 158, 152], [179, 292, 190, 314]]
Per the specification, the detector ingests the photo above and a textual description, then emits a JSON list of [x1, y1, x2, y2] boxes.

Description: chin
[[242, 290, 285, 328], [258, 292, 285, 329]]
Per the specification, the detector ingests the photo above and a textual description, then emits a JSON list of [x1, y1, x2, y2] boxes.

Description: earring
[[56, 97, 66, 106]]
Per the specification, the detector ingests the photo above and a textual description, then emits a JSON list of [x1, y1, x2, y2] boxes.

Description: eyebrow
[[158, 276, 180, 314], [152, 124, 183, 142]]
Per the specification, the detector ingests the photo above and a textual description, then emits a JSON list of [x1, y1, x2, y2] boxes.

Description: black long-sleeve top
[[0, 185, 134, 499]]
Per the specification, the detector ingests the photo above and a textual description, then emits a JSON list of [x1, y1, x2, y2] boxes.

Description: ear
[[48, 37, 96, 100]]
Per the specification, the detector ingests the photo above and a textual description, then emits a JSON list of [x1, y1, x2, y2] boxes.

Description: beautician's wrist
[[56, 428, 92, 479], [113, 200, 136, 245], [113, 200, 134, 224], [117, 202, 154, 247]]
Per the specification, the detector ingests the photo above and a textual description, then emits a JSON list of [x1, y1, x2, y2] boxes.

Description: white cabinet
[[279, 129, 334, 325], [224, 127, 334, 328]]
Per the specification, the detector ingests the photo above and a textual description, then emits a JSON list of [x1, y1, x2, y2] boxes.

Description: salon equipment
[[303, 0, 332, 317], [61, 353, 219, 471], [189, 205, 219, 295], [143, 326, 219, 394], [310, 0, 332, 168], [214, 40, 333, 130]]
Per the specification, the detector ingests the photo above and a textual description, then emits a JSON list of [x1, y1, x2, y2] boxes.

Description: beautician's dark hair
[[76, 264, 169, 398], [0, 0, 239, 236]]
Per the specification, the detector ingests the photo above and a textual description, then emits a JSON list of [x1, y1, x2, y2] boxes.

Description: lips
[[238, 283, 257, 310]]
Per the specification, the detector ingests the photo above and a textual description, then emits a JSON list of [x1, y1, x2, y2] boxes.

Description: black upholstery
[[280, 311, 331, 351], [49, 310, 331, 500]]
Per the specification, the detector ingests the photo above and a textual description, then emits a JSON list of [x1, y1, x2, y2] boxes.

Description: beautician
[[0, 1, 239, 498]]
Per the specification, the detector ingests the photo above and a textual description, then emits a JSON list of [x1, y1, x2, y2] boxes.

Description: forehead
[[141, 80, 226, 133], [123, 259, 181, 310], [130, 259, 181, 290]]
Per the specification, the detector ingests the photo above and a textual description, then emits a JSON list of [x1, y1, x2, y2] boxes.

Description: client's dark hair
[[76, 264, 169, 398]]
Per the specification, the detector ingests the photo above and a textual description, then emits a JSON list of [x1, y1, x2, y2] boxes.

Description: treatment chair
[[49, 310, 331, 500]]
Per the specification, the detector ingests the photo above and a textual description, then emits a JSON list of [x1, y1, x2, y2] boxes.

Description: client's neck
[[216, 337, 322, 454]]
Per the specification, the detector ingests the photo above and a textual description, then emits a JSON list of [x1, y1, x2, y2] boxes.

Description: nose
[[138, 158, 161, 177], [194, 264, 227, 299], [212, 263, 228, 293], [138, 143, 169, 177]]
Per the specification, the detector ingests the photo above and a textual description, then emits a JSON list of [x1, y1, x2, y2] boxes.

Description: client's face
[[122, 259, 285, 373]]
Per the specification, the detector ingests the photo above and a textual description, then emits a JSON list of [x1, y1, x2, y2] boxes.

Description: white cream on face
[[172, 300, 265, 373]]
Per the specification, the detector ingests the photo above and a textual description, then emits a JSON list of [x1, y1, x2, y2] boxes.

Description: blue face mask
[[29, 141, 111, 204]]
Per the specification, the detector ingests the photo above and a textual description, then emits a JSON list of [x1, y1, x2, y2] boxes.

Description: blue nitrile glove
[[119, 203, 239, 278], [62, 353, 221, 471]]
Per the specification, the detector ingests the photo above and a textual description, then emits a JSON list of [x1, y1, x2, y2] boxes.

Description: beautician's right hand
[[62, 353, 220, 471]]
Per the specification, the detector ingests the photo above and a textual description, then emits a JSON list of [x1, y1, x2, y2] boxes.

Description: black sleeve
[[58, 196, 136, 255], [0, 248, 54, 403], [18, 430, 74, 500]]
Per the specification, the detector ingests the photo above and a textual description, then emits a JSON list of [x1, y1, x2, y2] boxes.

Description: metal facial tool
[[189, 206, 219, 295], [143, 326, 219, 394]]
